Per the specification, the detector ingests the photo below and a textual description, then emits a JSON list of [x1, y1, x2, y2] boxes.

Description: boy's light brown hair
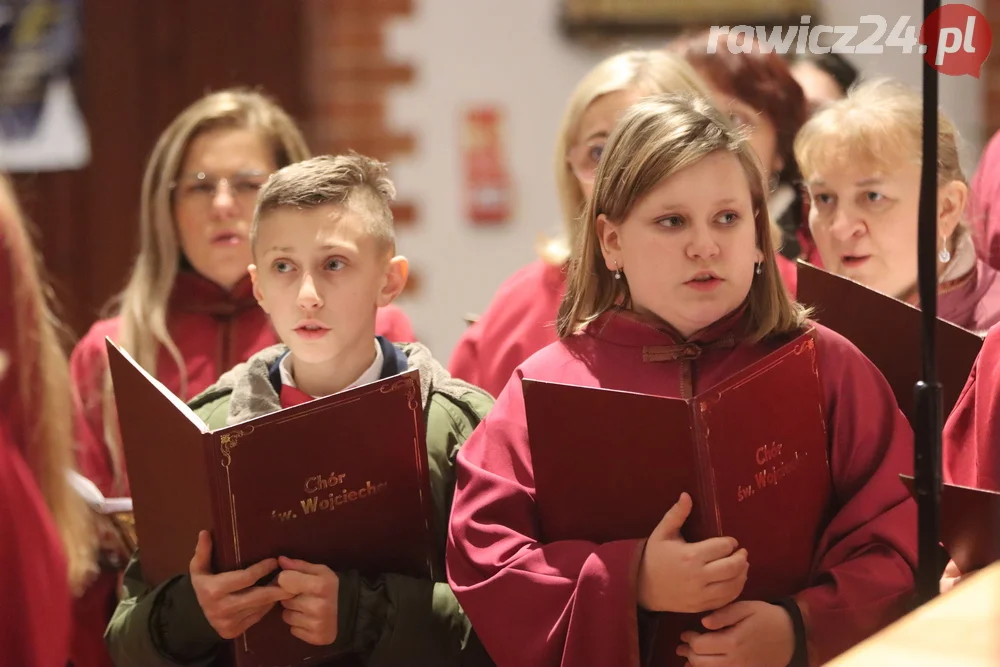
[[252, 152, 397, 254]]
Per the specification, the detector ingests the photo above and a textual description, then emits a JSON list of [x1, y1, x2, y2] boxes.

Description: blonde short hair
[[545, 49, 710, 265], [558, 93, 809, 340], [253, 152, 396, 253], [795, 79, 965, 187]]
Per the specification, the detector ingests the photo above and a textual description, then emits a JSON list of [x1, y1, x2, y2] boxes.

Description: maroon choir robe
[[376, 303, 417, 343], [0, 230, 71, 667], [936, 259, 1000, 333], [70, 271, 277, 498], [968, 129, 1000, 271], [0, 421, 71, 667], [447, 308, 917, 667], [448, 259, 566, 398], [943, 324, 1000, 492]]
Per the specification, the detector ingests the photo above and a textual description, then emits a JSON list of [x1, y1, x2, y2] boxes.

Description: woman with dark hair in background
[[670, 31, 818, 296], [789, 52, 860, 112]]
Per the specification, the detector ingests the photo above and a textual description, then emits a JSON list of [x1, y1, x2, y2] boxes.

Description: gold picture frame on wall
[[561, 0, 817, 36]]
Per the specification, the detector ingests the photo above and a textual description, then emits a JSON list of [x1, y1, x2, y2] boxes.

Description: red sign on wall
[[462, 105, 513, 224]]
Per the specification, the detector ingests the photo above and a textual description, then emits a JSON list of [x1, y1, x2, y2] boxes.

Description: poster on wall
[[462, 105, 513, 225], [0, 0, 89, 172]]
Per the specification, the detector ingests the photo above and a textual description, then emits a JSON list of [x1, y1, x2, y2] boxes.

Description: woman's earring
[[939, 235, 952, 264], [614, 260, 622, 280], [755, 262, 763, 275]]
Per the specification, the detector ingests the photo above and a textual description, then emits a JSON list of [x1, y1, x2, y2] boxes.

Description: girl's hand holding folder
[[637, 493, 749, 614]]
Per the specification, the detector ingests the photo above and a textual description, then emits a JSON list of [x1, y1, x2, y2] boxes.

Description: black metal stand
[[913, 0, 944, 607]]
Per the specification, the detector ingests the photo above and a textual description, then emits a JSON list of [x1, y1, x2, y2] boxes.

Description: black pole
[[913, 0, 943, 607]]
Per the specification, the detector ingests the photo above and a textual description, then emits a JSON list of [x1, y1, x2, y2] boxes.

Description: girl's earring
[[614, 260, 622, 280], [939, 235, 951, 264], [755, 262, 763, 276]]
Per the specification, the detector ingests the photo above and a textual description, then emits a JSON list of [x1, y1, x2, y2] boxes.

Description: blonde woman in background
[[448, 50, 709, 397], [795, 80, 1000, 332], [67, 88, 417, 667], [0, 174, 95, 667]]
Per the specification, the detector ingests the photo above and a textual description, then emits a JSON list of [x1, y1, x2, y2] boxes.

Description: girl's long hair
[[0, 175, 96, 593]]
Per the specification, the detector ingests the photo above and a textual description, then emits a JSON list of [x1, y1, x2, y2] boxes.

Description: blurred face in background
[[566, 88, 644, 201], [173, 127, 276, 291], [703, 84, 781, 186], [790, 61, 845, 113]]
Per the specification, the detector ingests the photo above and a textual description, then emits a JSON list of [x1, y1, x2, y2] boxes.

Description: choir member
[[796, 79, 1000, 333], [940, 322, 1000, 590], [965, 130, 1000, 270], [788, 52, 859, 113], [68, 88, 414, 667], [670, 30, 819, 295], [447, 93, 918, 667], [0, 174, 96, 667], [105, 154, 494, 667], [448, 49, 708, 398]]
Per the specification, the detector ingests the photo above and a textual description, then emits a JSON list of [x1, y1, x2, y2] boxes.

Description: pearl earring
[[939, 235, 951, 264], [755, 262, 763, 275], [614, 260, 622, 280]]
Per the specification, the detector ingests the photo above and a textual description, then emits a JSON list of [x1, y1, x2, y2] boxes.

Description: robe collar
[[169, 271, 259, 318], [586, 303, 748, 362]]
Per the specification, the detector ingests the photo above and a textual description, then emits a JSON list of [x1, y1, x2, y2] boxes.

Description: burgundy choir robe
[[0, 230, 71, 667], [0, 421, 71, 667], [448, 259, 566, 398], [447, 309, 917, 667], [69, 270, 414, 667], [968, 129, 1000, 271], [943, 324, 1000, 492], [936, 258, 1000, 333]]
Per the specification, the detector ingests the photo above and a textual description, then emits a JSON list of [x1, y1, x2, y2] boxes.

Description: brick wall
[[302, 0, 417, 228]]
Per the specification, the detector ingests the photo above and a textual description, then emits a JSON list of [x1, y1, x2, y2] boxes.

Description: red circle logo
[[920, 4, 992, 77]]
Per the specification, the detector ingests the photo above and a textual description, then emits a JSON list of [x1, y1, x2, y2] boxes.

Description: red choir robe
[[936, 258, 1000, 333], [70, 271, 277, 497], [69, 270, 414, 667], [0, 421, 71, 667], [943, 324, 1000, 492], [447, 308, 917, 667], [376, 302, 417, 343], [448, 259, 566, 398], [0, 231, 71, 667], [967, 130, 1000, 271]]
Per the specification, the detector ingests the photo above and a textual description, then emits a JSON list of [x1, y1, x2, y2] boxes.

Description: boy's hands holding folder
[[189, 531, 293, 639], [637, 493, 749, 613], [276, 556, 340, 645]]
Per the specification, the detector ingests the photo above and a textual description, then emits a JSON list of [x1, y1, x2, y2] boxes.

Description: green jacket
[[105, 341, 495, 667]]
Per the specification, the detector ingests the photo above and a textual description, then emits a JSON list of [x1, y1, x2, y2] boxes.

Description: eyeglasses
[[171, 171, 269, 206], [566, 141, 606, 184]]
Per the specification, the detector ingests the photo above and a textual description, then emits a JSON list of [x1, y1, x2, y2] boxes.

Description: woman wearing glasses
[[671, 32, 817, 296], [66, 88, 415, 667], [448, 50, 708, 398]]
